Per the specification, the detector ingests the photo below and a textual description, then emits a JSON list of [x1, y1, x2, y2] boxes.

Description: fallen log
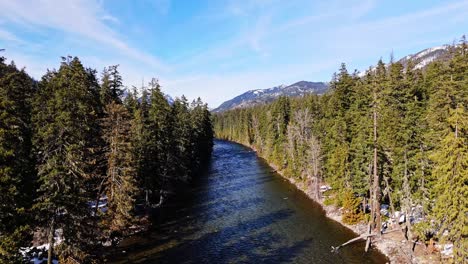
[[331, 228, 402, 253], [331, 233, 377, 252]]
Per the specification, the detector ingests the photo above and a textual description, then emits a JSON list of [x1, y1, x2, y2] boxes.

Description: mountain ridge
[[212, 81, 328, 113], [213, 44, 454, 113]]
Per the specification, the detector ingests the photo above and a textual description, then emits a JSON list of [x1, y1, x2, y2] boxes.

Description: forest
[[214, 40, 467, 262], [0, 56, 213, 263]]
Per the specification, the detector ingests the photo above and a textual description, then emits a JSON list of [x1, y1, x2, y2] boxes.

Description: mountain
[[397, 45, 451, 70], [214, 44, 454, 113], [164, 94, 174, 105], [359, 45, 453, 77], [212, 81, 328, 113]]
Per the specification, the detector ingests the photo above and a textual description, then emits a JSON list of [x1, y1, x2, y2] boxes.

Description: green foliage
[[101, 102, 137, 232], [0, 53, 214, 263], [430, 105, 467, 262], [413, 221, 433, 242], [341, 190, 364, 225], [213, 39, 468, 258], [32, 56, 101, 261], [0, 57, 35, 262]]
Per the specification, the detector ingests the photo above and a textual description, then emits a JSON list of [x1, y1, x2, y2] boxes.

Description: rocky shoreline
[[239, 141, 441, 264]]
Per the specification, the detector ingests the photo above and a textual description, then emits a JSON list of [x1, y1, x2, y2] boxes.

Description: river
[[109, 140, 388, 263]]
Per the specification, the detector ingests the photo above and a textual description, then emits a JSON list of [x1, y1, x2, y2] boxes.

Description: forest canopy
[[0, 55, 213, 263]]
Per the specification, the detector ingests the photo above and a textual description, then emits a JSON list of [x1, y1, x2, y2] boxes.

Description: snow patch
[[414, 46, 447, 60], [253, 89, 264, 95], [414, 54, 439, 69], [20, 231, 62, 264]]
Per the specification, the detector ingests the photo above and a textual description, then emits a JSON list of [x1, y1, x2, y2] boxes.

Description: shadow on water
[[141, 210, 312, 264], [109, 140, 388, 264]]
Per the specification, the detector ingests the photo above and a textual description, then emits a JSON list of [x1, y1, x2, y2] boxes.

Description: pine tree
[[267, 96, 290, 167], [171, 96, 193, 182], [131, 88, 151, 205], [0, 58, 36, 262], [100, 65, 123, 105], [431, 105, 467, 262], [146, 79, 172, 206], [190, 98, 214, 171], [101, 102, 137, 233], [98, 65, 137, 237], [32, 57, 100, 262]]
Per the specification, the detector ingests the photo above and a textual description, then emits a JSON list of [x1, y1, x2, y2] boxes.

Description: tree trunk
[[383, 175, 395, 217], [403, 149, 413, 251], [372, 87, 381, 237], [47, 217, 55, 264], [362, 196, 367, 214], [365, 222, 372, 252], [145, 189, 149, 206], [315, 174, 320, 201]]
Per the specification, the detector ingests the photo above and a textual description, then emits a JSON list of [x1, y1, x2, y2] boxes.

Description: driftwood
[[331, 229, 402, 253], [331, 233, 377, 252]]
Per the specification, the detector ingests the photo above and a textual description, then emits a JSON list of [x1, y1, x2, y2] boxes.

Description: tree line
[[214, 40, 467, 261], [0, 56, 213, 263]]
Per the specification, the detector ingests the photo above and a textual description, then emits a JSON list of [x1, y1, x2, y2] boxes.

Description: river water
[[110, 140, 388, 263]]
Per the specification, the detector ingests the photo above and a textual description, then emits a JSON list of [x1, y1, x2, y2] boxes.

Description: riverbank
[[231, 140, 441, 264]]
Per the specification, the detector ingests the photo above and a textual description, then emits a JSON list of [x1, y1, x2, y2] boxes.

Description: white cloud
[[1, 0, 467, 109], [0, 0, 167, 71], [101, 14, 119, 24], [0, 29, 24, 44]]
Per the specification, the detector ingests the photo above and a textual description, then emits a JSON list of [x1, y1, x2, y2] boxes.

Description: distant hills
[[212, 81, 328, 113], [213, 44, 453, 113]]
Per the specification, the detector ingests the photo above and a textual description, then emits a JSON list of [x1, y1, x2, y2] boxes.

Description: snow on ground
[[414, 55, 439, 69], [253, 90, 264, 95], [414, 46, 447, 60], [20, 232, 62, 264], [30, 258, 59, 264]]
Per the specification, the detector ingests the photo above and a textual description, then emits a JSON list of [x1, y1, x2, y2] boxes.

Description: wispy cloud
[[0, 29, 24, 44], [0, 0, 466, 108], [101, 14, 120, 24], [0, 0, 167, 71]]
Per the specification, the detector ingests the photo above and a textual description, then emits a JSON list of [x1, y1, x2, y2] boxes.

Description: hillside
[[212, 81, 328, 112]]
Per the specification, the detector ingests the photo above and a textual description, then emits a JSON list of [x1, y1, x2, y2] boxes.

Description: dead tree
[[307, 135, 322, 201], [367, 82, 382, 251]]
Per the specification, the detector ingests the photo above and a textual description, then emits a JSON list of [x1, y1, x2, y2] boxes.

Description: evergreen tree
[[0, 58, 36, 262], [146, 79, 172, 206], [171, 96, 193, 182], [101, 102, 137, 233], [99, 65, 137, 237], [431, 105, 467, 262], [100, 65, 123, 105], [190, 98, 214, 171], [32, 57, 100, 262]]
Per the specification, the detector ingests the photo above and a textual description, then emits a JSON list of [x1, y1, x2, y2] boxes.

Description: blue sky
[[0, 0, 467, 107]]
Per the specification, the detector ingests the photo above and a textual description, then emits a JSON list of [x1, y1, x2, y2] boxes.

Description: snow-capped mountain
[[397, 45, 451, 70], [164, 94, 174, 105], [212, 81, 328, 113], [214, 44, 455, 113], [359, 45, 453, 77]]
